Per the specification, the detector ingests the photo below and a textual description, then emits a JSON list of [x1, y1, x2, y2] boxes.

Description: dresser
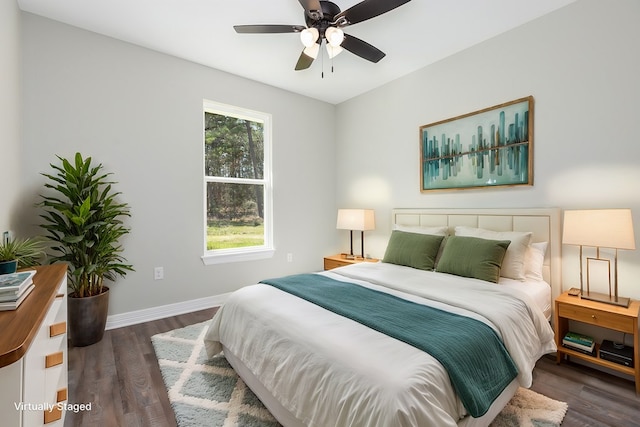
[[0, 265, 68, 426]]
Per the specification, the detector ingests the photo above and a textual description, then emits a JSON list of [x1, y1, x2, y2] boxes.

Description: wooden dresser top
[[0, 264, 66, 368]]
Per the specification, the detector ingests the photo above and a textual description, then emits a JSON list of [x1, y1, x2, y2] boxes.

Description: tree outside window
[[203, 101, 272, 260]]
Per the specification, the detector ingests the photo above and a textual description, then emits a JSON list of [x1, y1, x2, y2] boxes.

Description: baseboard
[[105, 293, 230, 330]]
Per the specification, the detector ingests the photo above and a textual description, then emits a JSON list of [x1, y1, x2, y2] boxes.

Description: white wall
[[335, 0, 640, 299], [0, 0, 21, 233], [16, 0, 640, 317], [20, 13, 337, 316]]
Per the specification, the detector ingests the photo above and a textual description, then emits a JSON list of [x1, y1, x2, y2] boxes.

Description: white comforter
[[204, 262, 556, 427]]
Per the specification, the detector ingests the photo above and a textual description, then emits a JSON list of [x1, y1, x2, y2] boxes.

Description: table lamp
[[562, 209, 636, 307], [336, 209, 375, 259]]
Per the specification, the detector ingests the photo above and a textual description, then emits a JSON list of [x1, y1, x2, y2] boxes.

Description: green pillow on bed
[[435, 235, 510, 283], [382, 230, 445, 270]]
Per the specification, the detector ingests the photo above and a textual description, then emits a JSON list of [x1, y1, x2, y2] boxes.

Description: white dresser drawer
[[0, 266, 68, 427], [43, 281, 67, 426], [20, 269, 68, 427]]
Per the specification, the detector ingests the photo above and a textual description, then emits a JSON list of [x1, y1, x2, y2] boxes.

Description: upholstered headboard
[[391, 208, 562, 304]]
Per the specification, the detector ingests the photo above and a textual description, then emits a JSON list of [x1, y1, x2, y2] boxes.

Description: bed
[[204, 208, 561, 427]]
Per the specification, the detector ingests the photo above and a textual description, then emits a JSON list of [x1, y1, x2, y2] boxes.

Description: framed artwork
[[420, 96, 533, 192]]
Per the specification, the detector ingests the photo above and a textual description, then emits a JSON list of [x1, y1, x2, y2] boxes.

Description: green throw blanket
[[261, 273, 518, 418]]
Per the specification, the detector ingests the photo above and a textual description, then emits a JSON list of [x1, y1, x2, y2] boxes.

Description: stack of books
[[0, 270, 37, 311], [562, 331, 595, 355]]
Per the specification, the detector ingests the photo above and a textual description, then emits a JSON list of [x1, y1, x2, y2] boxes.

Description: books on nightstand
[[0, 270, 37, 311], [562, 331, 595, 355]]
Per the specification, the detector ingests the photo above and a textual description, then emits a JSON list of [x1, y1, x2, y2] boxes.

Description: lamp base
[[581, 291, 630, 308]]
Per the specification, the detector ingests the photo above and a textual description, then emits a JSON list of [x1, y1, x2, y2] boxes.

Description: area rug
[[152, 321, 567, 427], [490, 387, 568, 427]]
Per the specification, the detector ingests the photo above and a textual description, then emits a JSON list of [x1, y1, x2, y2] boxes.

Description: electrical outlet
[[287, 253, 293, 262], [154, 267, 164, 280], [2, 231, 13, 244]]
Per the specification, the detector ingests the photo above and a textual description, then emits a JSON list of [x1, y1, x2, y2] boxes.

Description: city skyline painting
[[420, 96, 533, 192]]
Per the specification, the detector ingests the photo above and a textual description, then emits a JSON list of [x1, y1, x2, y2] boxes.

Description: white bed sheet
[[498, 277, 552, 320], [222, 344, 521, 427], [204, 263, 556, 427]]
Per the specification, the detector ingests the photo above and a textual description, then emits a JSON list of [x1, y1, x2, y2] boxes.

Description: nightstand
[[323, 254, 379, 270], [554, 291, 640, 393]]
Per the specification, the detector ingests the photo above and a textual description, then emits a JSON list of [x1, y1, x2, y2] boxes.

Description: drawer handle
[[43, 406, 62, 424], [49, 321, 67, 337], [591, 315, 597, 319], [45, 351, 64, 368], [57, 388, 67, 403]]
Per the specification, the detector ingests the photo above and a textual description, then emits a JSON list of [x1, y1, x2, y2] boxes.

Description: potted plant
[[39, 152, 133, 347], [0, 237, 46, 274]]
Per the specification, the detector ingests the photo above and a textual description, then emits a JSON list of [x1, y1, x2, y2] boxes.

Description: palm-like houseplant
[[0, 237, 46, 274], [39, 152, 133, 346]]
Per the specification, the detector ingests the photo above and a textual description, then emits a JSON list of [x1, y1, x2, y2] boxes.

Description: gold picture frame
[[420, 96, 533, 192]]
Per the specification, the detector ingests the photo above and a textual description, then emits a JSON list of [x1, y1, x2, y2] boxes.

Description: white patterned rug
[[152, 321, 567, 427]]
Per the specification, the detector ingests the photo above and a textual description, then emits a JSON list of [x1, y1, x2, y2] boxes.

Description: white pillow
[[524, 241, 548, 282], [394, 225, 449, 236], [454, 226, 533, 280]]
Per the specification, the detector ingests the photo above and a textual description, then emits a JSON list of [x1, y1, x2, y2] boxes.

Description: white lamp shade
[[300, 27, 319, 47], [337, 209, 375, 231], [303, 43, 320, 59], [326, 44, 343, 59], [562, 209, 636, 250], [325, 27, 344, 47]]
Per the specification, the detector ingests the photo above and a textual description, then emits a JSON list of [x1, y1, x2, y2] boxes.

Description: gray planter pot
[[67, 287, 109, 347]]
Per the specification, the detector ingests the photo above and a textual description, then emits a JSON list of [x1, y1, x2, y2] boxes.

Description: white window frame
[[201, 100, 274, 265]]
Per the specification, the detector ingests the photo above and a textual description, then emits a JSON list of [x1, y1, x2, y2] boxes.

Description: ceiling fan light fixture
[[235, 0, 412, 71], [303, 43, 320, 59], [326, 44, 343, 59], [325, 27, 344, 47], [300, 27, 319, 47]]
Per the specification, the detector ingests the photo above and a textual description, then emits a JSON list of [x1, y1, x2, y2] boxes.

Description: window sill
[[201, 248, 275, 265]]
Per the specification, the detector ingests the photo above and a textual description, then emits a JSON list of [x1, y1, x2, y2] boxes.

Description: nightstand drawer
[[557, 303, 635, 332]]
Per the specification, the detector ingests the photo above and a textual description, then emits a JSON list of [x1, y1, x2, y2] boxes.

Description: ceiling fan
[[234, 0, 412, 71]]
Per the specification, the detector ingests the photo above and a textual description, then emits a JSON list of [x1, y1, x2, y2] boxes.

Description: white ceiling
[[17, 0, 575, 104]]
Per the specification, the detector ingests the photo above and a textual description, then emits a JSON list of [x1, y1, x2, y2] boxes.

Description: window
[[202, 100, 273, 264]]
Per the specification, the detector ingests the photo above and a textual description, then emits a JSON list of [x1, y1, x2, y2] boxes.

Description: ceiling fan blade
[[341, 34, 385, 63], [295, 49, 315, 70], [336, 0, 411, 26], [298, 0, 323, 20], [234, 24, 305, 34]]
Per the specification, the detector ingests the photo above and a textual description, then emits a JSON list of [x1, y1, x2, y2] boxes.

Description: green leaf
[[38, 153, 134, 297]]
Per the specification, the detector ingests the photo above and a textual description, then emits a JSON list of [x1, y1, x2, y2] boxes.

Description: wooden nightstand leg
[[635, 323, 640, 394]]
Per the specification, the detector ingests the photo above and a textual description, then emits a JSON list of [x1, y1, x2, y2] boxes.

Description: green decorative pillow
[[454, 226, 532, 280], [435, 235, 511, 283], [382, 230, 445, 271]]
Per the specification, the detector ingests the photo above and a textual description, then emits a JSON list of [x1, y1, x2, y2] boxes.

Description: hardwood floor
[[66, 309, 640, 427], [530, 356, 640, 427], [65, 308, 218, 427]]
